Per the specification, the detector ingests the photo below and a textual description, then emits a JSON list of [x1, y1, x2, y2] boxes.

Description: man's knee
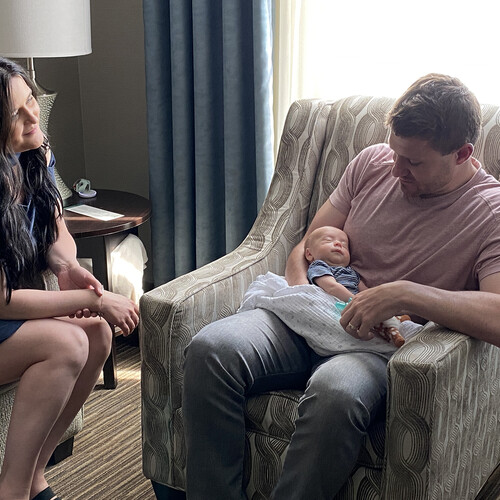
[[307, 368, 361, 408], [184, 313, 272, 394], [303, 357, 387, 429], [185, 315, 249, 367], [186, 323, 243, 382]]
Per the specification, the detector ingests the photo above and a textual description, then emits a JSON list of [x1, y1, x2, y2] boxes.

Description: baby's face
[[306, 227, 351, 267]]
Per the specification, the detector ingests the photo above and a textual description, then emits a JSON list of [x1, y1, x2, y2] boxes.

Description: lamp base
[[36, 85, 56, 135], [53, 168, 73, 203], [34, 79, 73, 202]]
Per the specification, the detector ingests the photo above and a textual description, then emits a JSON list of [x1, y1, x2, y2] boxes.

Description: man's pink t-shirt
[[329, 143, 500, 291]]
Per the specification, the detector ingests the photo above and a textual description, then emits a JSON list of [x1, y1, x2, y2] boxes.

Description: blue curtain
[[143, 0, 274, 286]]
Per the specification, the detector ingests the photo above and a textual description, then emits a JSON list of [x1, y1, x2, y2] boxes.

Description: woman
[[0, 57, 139, 500]]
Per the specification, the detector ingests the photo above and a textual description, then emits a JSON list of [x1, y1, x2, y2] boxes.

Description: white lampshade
[[0, 0, 91, 58]]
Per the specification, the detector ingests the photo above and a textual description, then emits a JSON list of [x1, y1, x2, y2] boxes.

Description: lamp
[[0, 0, 92, 202]]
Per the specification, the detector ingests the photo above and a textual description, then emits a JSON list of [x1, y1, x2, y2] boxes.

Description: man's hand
[[339, 281, 408, 340]]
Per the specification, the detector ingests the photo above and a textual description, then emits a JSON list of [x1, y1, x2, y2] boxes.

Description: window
[[274, 0, 498, 157]]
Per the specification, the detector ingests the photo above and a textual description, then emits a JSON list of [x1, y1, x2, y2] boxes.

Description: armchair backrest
[[306, 96, 392, 223]]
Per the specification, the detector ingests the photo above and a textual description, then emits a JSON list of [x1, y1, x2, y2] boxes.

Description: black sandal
[[31, 486, 61, 500]]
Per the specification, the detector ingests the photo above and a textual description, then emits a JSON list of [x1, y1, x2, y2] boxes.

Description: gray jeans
[[183, 309, 389, 500]]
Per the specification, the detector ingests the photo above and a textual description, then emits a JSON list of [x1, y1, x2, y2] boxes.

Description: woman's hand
[[57, 264, 104, 319], [98, 291, 140, 336], [57, 264, 104, 295]]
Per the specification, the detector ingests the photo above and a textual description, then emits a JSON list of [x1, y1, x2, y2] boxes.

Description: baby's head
[[304, 226, 351, 267]]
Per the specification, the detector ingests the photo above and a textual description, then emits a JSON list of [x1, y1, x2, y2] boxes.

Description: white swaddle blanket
[[238, 272, 422, 357]]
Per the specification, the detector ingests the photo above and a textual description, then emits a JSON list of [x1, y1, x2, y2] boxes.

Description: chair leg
[[151, 481, 186, 500], [103, 334, 118, 389], [47, 436, 74, 466], [103, 326, 140, 389]]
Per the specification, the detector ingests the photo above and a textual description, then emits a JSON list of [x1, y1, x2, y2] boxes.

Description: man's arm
[[285, 200, 347, 285], [339, 273, 500, 347]]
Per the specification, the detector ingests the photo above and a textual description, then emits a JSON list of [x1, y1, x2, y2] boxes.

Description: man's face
[[389, 132, 458, 197]]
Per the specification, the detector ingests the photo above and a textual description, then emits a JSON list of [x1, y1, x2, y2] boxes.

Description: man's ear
[[455, 143, 474, 165]]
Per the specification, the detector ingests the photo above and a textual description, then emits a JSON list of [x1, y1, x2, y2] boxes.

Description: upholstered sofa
[[0, 270, 84, 469], [140, 96, 500, 499]]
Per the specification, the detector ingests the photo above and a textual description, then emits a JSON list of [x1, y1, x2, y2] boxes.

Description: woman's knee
[[84, 317, 113, 360], [50, 323, 89, 375]]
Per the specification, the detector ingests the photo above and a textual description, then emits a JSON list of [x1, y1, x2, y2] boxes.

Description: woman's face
[[8, 75, 44, 153]]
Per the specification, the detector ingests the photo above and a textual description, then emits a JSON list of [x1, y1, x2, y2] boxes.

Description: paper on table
[[65, 204, 124, 221]]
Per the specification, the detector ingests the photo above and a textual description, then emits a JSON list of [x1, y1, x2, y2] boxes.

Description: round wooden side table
[[64, 189, 152, 389]]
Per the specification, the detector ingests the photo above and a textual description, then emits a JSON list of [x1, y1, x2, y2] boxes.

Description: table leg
[[75, 233, 127, 389], [103, 327, 118, 389]]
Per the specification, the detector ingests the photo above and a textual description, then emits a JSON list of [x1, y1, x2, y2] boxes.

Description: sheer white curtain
[[273, 0, 500, 159]]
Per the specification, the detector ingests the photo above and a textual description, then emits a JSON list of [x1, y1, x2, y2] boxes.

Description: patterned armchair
[[140, 96, 500, 499]]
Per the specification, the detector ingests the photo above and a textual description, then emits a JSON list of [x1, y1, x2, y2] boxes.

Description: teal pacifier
[[334, 297, 352, 314]]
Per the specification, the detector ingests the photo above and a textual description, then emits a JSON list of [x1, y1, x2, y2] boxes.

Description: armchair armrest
[[41, 269, 59, 291], [140, 243, 281, 486], [383, 322, 500, 499]]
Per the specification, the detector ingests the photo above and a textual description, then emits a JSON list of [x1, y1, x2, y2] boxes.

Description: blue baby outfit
[[307, 260, 360, 295]]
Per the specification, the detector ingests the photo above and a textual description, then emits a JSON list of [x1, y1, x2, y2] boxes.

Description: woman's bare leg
[[0, 319, 89, 500], [29, 316, 112, 498]]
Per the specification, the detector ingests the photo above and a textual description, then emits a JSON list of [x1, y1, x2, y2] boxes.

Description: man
[[183, 74, 500, 499]]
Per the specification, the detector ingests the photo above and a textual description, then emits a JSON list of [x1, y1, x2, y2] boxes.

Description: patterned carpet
[[46, 337, 155, 499], [45, 337, 500, 500]]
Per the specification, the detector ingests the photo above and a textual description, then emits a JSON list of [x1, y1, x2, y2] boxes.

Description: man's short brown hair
[[386, 73, 482, 155]]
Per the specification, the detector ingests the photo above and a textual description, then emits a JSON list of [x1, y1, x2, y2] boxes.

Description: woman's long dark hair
[[0, 58, 62, 302]]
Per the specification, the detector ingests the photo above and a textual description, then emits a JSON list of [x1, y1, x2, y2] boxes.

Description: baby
[[304, 226, 406, 347]]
